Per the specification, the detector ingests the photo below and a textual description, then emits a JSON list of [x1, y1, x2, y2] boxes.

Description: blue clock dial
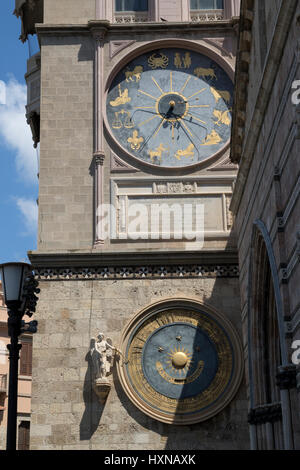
[[142, 322, 219, 400], [122, 307, 238, 424], [106, 48, 233, 168]]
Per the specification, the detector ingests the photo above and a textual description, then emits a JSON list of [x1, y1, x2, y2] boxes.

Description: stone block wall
[[233, 0, 300, 448], [30, 276, 249, 450], [38, 34, 94, 251]]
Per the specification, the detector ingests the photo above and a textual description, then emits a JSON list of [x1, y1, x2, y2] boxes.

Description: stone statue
[[90, 332, 119, 382]]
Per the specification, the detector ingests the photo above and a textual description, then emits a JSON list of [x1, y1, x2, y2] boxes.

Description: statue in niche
[[90, 333, 121, 404], [90, 332, 119, 382]]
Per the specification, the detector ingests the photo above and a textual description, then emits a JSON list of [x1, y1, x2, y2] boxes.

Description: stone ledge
[[35, 19, 237, 38], [29, 250, 239, 280], [29, 250, 239, 267]]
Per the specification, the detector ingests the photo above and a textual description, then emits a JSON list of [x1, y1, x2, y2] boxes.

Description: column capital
[[88, 21, 110, 41], [276, 364, 297, 390], [94, 152, 105, 166], [248, 403, 282, 425]]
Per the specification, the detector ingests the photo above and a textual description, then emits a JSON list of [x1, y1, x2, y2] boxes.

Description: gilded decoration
[[117, 300, 243, 424], [106, 48, 234, 168]]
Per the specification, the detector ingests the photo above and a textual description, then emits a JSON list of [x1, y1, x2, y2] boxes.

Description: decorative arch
[[247, 220, 294, 450]]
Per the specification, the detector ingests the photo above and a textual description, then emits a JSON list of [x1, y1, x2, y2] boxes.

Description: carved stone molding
[[113, 12, 149, 24], [34, 263, 239, 281], [248, 403, 282, 425], [93, 379, 111, 404], [209, 155, 239, 171], [202, 38, 233, 59], [153, 181, 197, 194], [109, 40, 136, 60], [190, 9, 225, 22], [110, 152, 139, 173], [94, 151, 105, 166]]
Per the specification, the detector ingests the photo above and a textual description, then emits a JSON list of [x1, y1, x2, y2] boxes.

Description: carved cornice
[[33, 264, 239, 281], [36, 20, 237, 38], [28, 251, 239, 281]]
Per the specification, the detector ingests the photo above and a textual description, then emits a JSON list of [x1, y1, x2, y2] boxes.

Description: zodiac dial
[[106, 48, 233, 168], [117, 304, 243, 425]]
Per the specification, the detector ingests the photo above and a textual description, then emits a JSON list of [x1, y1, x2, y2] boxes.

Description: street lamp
[[0, 262, 39, 451]]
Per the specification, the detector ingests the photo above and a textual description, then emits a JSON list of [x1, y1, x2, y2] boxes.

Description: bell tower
[[16, 0, 250, 450]]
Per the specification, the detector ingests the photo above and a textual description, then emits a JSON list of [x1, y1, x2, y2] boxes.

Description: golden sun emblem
[[166, 346, 193, 375]]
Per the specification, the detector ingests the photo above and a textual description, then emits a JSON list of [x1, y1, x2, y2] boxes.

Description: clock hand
[[181, 117, 208, 145], [181, 114, 207, 132], [138, 116, 165, 152], [131, 109, 158, 118], [179, 121, 200, 159]]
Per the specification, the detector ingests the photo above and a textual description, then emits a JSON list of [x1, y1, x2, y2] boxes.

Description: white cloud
[[0, 77, 38, 183], [0, 80, 6, 105], [15, 197, 38, 236]]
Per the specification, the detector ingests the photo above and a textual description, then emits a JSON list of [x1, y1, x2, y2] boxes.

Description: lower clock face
[[118, 304, 242, 424], [106, 48, 233, 168]]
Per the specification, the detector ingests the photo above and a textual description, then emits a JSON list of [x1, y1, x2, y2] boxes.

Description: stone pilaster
[[90, 24, 109, 245]]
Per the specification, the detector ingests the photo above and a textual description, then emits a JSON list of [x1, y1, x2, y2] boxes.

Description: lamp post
[[0, 262, 39, 451]]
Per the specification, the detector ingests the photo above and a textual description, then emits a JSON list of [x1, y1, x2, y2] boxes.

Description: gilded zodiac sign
[[213, 109, 231, 127], [125, 65, 143, 83], [110, 84, 131, 107], [210, 86, 231, 104], [174, 53, 183, 69], [148, 53, 169, 69], [112, 110, 134, 129], [148, 143, 169, 163], [174, 143, 195, 161], [183, 52, 192, 68], [127, 130, 144, 150], [201, 130, 222, 146], [194, 67, 217, 80], [174, 52, 192, 69]]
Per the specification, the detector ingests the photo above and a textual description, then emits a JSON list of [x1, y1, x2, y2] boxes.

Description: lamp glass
[[0, 263, 31, 304]]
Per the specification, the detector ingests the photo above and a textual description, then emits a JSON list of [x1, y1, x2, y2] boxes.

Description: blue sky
[[0, 2, 39, 264]]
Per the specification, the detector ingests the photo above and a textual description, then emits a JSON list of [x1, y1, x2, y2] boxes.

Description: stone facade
[[231, 0, 300, 450], [14, 0, 251, 450], [29, 269, 248, 450]]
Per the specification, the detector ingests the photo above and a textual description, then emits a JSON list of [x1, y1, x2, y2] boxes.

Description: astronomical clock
[[106, 48, 233, 169], [117, 300, 243, 425]]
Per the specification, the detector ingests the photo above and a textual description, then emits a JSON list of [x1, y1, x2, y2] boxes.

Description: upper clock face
[[106, 48, 233, 168], [117, 304, 243, 425]]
